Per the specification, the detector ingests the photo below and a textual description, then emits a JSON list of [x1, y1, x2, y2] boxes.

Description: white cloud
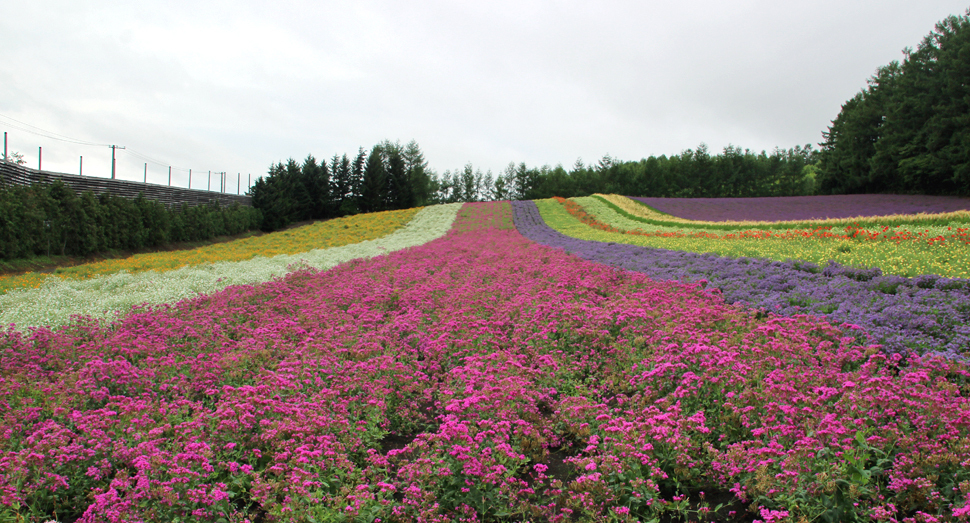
[[1, 0, 967, 181]]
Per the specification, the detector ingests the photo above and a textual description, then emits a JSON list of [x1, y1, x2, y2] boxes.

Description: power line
[[0, 113, 108, 147]]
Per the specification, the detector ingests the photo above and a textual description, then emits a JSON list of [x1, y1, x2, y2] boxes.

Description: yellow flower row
[[0, 208, 422, 295], [537, 198, 970, 278], [598, 193, 970, 229]]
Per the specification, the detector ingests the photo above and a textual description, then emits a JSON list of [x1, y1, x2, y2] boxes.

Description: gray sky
[[1, 1, 967, 193]]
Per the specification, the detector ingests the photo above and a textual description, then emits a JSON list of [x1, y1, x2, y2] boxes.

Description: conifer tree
[[361, 146, 388, 213]]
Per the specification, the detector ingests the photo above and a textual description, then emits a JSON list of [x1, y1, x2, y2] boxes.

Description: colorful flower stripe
[[0, 208, 422, 295], [4, 201, 969, 522], [608, 193, 970, 230], [0, 203, 461, 330], [631, 193, 970, 223], [512, 199, 970, 358], [592, 194, 970, 241], [543, 197, 970, 279]]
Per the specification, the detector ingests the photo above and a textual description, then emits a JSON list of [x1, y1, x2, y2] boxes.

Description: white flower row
[[0, 203, 463, 330]]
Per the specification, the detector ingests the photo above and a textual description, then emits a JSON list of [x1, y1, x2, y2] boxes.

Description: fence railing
[[0, 160, 252, 208]]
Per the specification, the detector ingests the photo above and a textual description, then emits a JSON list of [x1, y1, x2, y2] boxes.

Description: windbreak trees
[[0, 181, 261, 260], [817, 10, 970, 195]]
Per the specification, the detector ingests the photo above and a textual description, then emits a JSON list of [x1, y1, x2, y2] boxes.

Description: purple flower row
[[630, 194, 970, 222], [512, 200, 970, 357]]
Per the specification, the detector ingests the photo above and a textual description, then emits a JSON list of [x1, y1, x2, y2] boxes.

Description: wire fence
[[0, 159, 252, 208], [0, 114, 256, 196]]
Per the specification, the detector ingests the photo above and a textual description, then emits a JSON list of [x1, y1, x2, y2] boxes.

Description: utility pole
[[3, 132, 6, 161], [144, 163, 147, 183], [109, 145, 125, 179], [208, 170, 211, 191], [237, 172, 240, 195], [189, 169, 192, 189], [80, 156, 83, 176], [168, 166, 171, 186], [38, 147, 42, 171]]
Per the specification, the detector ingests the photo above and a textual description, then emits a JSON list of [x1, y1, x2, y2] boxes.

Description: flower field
[[630, 194, 970, 223], [596, 194, 970, 232], [1, 198, 969, 522], [0, 205, 459, 329], [542, 197, 970, 279], [0, 208, 422, 296]]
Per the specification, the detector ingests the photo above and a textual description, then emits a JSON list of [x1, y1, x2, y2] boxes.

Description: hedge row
[[0, 181, 263, 260]]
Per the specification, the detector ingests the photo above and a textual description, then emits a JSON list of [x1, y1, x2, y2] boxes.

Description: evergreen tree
[[361, 146, 388, 213], [350, 148, 366, 212], [385, 145, 414, 209], [300, 154, 331, 219], [817, 9, 970, 195], [404, 140, 432, 206], [330, 153, 348, 215]]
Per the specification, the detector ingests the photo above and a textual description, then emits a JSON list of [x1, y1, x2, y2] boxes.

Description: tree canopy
[[816, 10, 970, 195]]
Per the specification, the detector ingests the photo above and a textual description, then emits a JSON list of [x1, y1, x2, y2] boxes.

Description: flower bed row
[[542, 197, 970, 279], [0, 208, 422, 295], [2, 201, 969, 522], [587, 196, 970, 244], [513, 200, 970, 358], [631, 194, 970, 223], [0, 204, 461, 330], [601, 193, 970, 230]]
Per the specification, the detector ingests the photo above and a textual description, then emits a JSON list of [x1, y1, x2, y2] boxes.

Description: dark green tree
[[360, 146, 388, 213], [817, 9, 970, 195], [404, 140, 432, 206]]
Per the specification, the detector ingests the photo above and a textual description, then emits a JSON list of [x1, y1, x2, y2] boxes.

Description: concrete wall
[[0, 160, 252, 207]]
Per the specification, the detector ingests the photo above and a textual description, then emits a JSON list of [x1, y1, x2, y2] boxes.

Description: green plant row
[[0, 180, 263, 261]]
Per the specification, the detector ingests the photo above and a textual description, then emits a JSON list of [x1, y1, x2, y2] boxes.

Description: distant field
[[631, 193, 970, 222]]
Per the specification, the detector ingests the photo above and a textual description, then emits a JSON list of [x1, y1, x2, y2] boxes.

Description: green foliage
[[477, 144, 818, 201], [360, 145, 388, 214], [0, 180, 262, 260], [257, 136, 822, 213], [253, 141, 435, 231], [818, 9, 970, 195]]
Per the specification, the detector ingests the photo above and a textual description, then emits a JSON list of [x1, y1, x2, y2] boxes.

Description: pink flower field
[[2, 202, 969, 522]]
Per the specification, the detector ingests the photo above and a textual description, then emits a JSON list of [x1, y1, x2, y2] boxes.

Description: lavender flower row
[[512, 200, 970, 357], [631, 194, 970, 222]]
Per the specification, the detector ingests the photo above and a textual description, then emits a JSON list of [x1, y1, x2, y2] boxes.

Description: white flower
[[0, 203, 462, 330]]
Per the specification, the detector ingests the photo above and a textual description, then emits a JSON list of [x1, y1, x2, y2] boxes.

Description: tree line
[[816, 10, 970, 195], [0, 180, 262, 261], [251, 140, 434, 231], [252, 142, 819, 230]]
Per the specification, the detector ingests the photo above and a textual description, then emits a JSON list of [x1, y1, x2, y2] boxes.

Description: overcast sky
[[1, 1, 967, 193]]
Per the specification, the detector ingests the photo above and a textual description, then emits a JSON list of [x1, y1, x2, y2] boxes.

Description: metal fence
[[0, 160, 251, 207]]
